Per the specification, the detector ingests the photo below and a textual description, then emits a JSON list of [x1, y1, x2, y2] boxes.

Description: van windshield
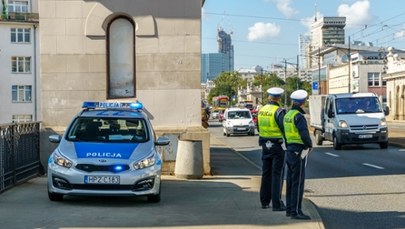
[[336, 97, 382, 114], [228, 111, 252, 119]]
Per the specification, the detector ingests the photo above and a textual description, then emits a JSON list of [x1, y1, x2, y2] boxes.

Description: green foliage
[[253, 72, 285, 104], [208, 71, 242, 105], [208, 71, 312, 108]]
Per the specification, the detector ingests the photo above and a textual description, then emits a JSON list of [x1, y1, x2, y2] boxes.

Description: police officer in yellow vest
[[257, 87, 286, 211], [283, 89, 313, 220]]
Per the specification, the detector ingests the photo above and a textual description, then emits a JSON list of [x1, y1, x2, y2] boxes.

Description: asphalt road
[[208, 119, 405, 229]]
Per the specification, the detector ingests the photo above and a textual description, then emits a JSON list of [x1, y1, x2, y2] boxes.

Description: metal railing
[[0, 122, 41, 194], [0, 12, 39, 22]]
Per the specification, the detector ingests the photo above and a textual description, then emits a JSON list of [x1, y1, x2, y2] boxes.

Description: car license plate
[[84, 175, 120, 184], [358, 134, 372, 139], [237, 127, 246, 130]]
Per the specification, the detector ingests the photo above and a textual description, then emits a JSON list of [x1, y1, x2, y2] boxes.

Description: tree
[[208, 71, 242, 105], [253, 72, 285, 104]]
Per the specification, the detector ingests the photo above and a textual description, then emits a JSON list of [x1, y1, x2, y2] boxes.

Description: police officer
[[283, 89, 313, 220], [257, 87, 286, 211]]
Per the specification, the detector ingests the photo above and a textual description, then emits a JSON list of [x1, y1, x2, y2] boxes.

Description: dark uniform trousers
[[259, 141, 285, 208], [285, 147, 307, 216]]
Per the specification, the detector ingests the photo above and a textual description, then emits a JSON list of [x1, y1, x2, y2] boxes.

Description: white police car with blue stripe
[[47, 101, 170, 202]]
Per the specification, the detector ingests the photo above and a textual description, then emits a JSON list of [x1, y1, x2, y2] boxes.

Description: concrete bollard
[[174, 140, 203, 179]]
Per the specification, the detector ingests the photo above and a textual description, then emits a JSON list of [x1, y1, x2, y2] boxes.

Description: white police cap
[[267, 87, 284, 97], [290, 89, 308, 103]]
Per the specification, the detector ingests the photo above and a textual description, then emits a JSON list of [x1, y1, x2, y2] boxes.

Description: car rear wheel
[[48, 191, 64, 201]]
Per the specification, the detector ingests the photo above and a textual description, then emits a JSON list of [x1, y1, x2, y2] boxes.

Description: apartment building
[[0, 0, 39, 124]]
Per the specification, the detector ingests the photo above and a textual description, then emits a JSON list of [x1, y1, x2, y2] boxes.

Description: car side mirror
[[49, 135, 62, 143], [155, 136, 170, 146]]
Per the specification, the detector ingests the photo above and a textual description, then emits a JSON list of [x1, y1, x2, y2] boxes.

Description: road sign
[[312, 82, 318, 90]]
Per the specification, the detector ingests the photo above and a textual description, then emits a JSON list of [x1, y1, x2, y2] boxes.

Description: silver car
[[47, 101, 170, 202]]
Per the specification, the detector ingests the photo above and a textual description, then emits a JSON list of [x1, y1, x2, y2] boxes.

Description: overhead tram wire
[[349, 12, 405, 40], [204, 12, 303, 23]]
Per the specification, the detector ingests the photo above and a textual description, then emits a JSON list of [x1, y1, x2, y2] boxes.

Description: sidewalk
[[387, 121, 405, 148], [170, 134, 326, 229]]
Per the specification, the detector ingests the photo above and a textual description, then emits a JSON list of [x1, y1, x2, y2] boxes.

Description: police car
[[47, 101, 170, 202]]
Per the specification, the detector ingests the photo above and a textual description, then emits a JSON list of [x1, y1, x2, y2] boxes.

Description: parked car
[[222, 107, 255, 136], [211, 110, 220, 119], [47, 101, 170, 202]]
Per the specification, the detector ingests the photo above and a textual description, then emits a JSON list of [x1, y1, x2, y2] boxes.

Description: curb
[[211, 135, 325, 229]]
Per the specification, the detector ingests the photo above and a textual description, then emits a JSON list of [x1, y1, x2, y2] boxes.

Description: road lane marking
[[362, 163, 384, 170], [399, 149, 405, 151], [325, 152, 340, 157]]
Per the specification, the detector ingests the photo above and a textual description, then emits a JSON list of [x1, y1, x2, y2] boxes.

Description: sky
[[202, 0, 405, 71]]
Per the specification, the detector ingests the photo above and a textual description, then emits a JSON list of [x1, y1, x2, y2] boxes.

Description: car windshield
[[228, 110, 251, 119], [66, 117, 149, 143], [336, 97, 382, 114]]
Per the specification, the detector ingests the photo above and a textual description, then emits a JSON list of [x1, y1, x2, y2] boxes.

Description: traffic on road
[[208, 118, 405, 229]]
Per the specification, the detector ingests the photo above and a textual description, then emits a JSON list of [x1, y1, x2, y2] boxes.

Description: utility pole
[[284, 59, 287, 106], [318, 47, 321, 94], [348, 36, 351, 93]]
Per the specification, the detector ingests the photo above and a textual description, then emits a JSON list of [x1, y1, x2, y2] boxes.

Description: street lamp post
[[318, 47, 321, 94]]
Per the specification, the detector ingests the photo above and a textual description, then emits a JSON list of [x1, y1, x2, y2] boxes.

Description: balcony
[[1, 12, 39, 23]]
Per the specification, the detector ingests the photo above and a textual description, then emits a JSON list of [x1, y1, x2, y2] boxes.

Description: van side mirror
[[384, 106, 390, 116], [327, 109, 334, 118]]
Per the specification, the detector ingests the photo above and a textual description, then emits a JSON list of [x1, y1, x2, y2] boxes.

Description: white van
[[222, 107, 255, 137], [309, 93, 389, 150]]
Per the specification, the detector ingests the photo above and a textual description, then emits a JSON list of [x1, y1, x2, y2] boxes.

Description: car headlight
[[380, 118, 387, 127], [133, 153, 156, 170], [53, 151, 73, 168], [338, 120, 348, 128]]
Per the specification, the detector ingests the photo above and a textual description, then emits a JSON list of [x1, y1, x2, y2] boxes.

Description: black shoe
[[291, 213, 311, 220], [261, 204, 270, 209], [272, 206, 286, 211]]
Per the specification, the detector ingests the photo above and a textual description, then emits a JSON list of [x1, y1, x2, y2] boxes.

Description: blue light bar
[[82, 101, 144, 110], [113, 165, 124, 172]]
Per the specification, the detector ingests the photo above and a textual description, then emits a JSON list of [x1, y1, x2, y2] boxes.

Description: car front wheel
[[48, 191, 64, 201], [147, 185, 161, 203]]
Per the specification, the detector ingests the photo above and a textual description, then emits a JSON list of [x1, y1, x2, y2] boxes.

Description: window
[[8, 0, 29, 13], [368, 72, 380, 86], [11, 28, 31, 43], [107, 17, 135, 99], [12, 114, 32, 123], [12, 56, 31, 73], [12, 85, 32, 102]]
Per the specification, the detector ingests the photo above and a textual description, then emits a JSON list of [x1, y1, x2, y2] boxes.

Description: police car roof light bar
[[82, 101, 143, 110]]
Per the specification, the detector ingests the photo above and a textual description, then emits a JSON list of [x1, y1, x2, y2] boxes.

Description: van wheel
[[380, 141, 388, 149], [315, 130, 323, 146], [333, 135, 342, 150]]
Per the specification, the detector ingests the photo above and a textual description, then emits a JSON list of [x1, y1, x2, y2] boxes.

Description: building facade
[[201, 28, 234, 83], [384, 47, 405, 121], [201, 52, 231, 82], [39, 0, 210, 174], [0, 0, 39, 124], [309, 16, 346, 94]]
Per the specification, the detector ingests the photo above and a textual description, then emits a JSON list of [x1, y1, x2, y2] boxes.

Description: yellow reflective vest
[[258, 104, 283, 138], [283, 109, 304, 144]]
